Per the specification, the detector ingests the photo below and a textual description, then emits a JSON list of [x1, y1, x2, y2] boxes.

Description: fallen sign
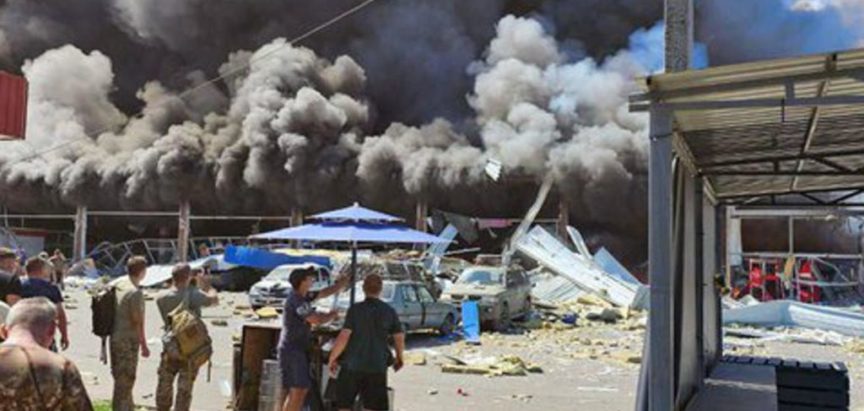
[[723, 300, 864, 337]]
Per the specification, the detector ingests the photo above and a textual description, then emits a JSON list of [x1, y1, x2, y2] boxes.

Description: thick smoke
[[1, 0, 864, 264]]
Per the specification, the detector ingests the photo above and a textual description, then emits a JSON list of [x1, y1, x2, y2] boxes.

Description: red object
[[0, 71, 28, 140], [798, 261, 821, 303]]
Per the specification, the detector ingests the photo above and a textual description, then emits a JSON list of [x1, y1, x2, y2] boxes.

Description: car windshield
[[265, 266, 320, 282], [458, 269, 503, 285], [334, 283, 396, 303]]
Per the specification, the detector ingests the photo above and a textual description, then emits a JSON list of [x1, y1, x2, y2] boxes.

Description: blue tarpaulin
[[462, 301, 481, 345], [224, 245, 331, 270]]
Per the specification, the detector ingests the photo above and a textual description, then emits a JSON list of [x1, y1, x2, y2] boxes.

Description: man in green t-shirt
[[110, 255, 150, 411], [328, 274, 405, 411]]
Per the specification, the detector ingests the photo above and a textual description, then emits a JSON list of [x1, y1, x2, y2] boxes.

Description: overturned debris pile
[[516, 226, 647, 308], [723, 300, 864, 338]]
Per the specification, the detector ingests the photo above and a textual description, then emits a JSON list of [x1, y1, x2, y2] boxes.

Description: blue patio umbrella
[[251, 204, 448, 304], [309, 202, 404, 223]]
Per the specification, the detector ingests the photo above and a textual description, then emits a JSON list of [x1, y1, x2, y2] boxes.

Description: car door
[[415, 285, 441, 328], [398, 284, 423, 330]]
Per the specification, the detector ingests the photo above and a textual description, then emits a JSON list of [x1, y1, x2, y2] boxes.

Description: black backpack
[[91, 285, 116, 363]]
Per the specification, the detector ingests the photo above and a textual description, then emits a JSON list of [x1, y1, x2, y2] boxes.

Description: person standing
[[154, 264, 219, 411], [0, 247, 21, 305], [0, 297, 94, 410], [279, 267, 349, 411], [49, 250, 68, 291], [110, 256, 150, 411], [328, 274, 405, 411], [21, 257, 69, 351]]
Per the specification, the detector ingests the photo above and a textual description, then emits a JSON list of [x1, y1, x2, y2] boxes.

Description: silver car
[[441, 265, 532, 330], [318, 280, 460, 335], [248, 264, 331, 310]]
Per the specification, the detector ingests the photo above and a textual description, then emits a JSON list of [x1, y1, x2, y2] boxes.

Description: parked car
[[440, 265, 532, 330], [190, 255, 265, 292], [248, 263, 331, 310], [318, 280, 459, 335]]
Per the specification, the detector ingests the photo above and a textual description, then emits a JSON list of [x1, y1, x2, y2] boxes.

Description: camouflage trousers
[[156, 352, 199, 411], [110, 337, 139, 411]]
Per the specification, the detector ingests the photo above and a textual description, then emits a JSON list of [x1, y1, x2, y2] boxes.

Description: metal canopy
[[631, 48, 864, 201]]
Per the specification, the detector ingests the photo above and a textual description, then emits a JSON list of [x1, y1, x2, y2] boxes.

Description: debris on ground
[[440, 355, 543, 377], [255, 307, 279, 319], [427, 388, 438, 396], [211, 319, 229, 327], [723, 300, 864, 337], [404, 352, 427, 366]]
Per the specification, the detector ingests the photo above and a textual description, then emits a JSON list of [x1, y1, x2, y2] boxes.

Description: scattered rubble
[[440, 355, 543, 377], [403, 352, 427, 366], [255, 307, 279, 319]]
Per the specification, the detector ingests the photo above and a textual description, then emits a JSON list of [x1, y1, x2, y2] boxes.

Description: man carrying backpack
[[110, 256, 150, 411], [155, 264, 218, 411]]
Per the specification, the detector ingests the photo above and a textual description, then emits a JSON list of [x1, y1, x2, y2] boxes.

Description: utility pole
[[177, 201, 191, 263], [73, 206, 88, 261]]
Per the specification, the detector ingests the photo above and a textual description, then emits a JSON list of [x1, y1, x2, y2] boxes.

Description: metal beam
[[630, 95, 864, 112], [714, 182, 864, 200], [648, 107, 675, 411], [811, 156, 851, 172], [792, 62, 833, 191], [730, 207, 864, 218], [632, 55, 856, 103], [699, 147, 864, 169], [704, 170, 864, 176]]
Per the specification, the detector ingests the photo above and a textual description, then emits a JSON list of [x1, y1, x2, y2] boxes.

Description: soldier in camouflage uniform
[[110, 256, 150, 411], [0, 297, 94, 410], [155, 264, 218, 411]]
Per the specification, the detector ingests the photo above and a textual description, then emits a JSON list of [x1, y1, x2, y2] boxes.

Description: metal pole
[[648, 107, 674, 411], [694, 178, 705, 379], [415, 201, 429, 233], [350, 242, 357, 305], [177, 201, 191, 263], [73, 206, 88, 261], [557, 198, 570, 240]]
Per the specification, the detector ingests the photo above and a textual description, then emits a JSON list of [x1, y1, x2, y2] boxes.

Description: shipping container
[[0, 71, 28, 140]]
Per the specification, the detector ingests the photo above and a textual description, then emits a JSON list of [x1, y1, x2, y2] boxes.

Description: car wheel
[[494, 303, 510, 332], [438, 314, 455, 336]]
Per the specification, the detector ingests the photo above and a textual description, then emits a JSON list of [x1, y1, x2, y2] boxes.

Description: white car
[[248, 264, 331, 310]]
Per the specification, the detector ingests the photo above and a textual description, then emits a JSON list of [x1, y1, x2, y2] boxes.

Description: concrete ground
[[60, 289, 862, 411]]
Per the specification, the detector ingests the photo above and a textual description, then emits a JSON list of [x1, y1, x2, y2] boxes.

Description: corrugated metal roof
[[631, 48, 864, 200]]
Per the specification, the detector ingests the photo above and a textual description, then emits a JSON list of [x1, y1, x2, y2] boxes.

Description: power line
[[8, 0, 379, 165]]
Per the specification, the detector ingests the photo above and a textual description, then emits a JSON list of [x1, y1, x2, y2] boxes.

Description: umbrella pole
[[350, 242, 357, 305]]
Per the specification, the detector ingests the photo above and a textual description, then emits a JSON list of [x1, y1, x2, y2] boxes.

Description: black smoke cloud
[[0, 0, 862, 266]]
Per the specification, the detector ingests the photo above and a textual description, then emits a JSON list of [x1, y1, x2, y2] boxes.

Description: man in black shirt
[[0, 248, 21, 305], [328, 274, 405, 411]]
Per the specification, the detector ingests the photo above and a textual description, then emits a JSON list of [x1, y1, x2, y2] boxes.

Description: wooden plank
[[235, 324, 281, 411]]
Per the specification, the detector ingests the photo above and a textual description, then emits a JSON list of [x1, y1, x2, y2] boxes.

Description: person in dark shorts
[[279, 266, 349, 411], [328, 274, 405, 411]]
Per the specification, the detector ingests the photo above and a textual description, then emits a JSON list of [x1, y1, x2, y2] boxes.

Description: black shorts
[[278, 348, 311, 389], [334, 369, 389, 411]]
